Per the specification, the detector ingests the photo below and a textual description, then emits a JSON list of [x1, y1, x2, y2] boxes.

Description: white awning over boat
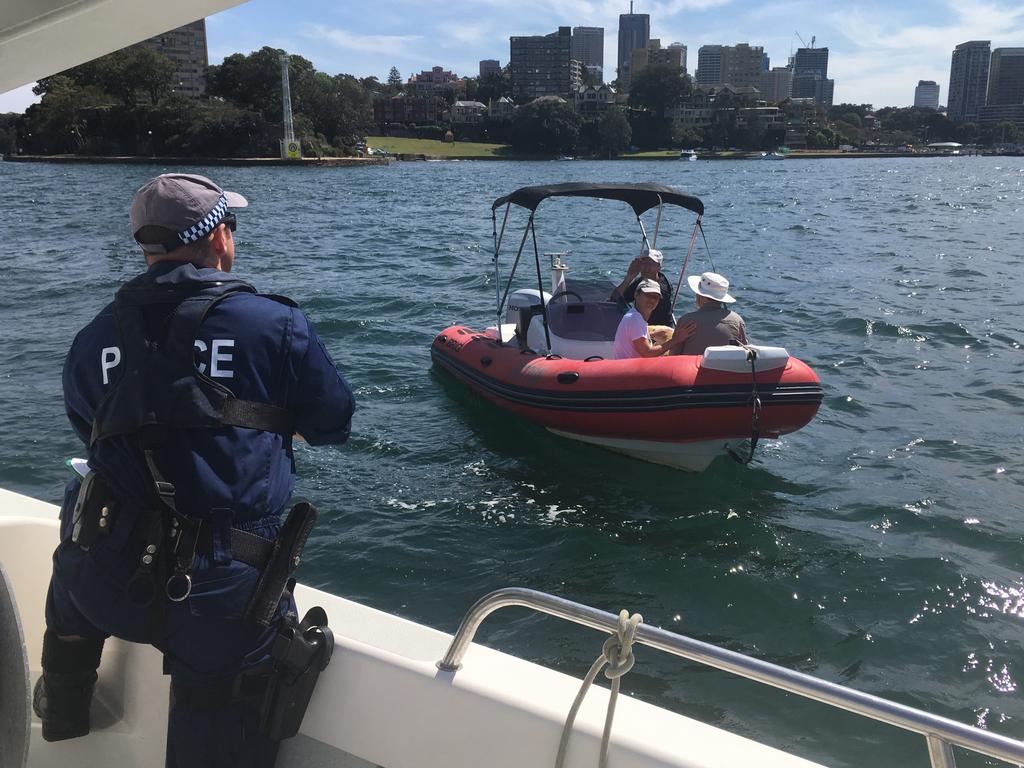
[[0, 0, 246, 94]]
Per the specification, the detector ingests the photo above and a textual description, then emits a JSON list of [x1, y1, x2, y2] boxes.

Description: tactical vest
[[83, 271, 302, 612], [90, 274, 295, 447]]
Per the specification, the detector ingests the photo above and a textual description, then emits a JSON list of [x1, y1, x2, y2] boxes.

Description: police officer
[[35, 173, 355, 766]]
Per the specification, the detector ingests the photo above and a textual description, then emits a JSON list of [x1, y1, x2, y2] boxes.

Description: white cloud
[[302, 23, 422, 57], [827, 0, 1024, 107]]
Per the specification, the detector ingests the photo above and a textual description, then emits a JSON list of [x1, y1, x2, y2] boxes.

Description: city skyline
[[2, 0, 1023, 112]]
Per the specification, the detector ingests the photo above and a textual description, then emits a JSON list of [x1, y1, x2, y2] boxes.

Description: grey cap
[[636, 278, 662, 296], [130, 173, 248, 254]]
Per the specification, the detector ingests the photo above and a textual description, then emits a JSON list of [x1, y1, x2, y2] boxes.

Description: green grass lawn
[[365, 136, 510, 157], [620, 149, 680, 159]]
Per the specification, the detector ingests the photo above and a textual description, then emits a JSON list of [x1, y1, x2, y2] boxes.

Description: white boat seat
[[700, 345, 790, 373]]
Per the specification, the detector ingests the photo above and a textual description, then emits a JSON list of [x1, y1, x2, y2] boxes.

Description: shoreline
[[2, 154, 390, 167], [3, 151, 1015, 166]]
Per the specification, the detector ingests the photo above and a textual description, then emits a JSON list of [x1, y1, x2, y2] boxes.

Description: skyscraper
[[134, 19, 208, 98], [979, 47, 1024, 134], [617, 5, 650, 84], [697, 44, 767, 88], [572, 26, 604, 77], [625, 39, 685, 91], [791, 46, 833, 106], [914, 80, 940, 109], [510, 27, 579, 100], [986, 48, 1024, 106], [761, 66, 793, 102], [696, 45, 722, 85], [948, 40, 991, 122], [723, 43, 766, 88]]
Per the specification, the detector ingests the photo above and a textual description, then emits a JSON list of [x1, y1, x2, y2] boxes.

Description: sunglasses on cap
[[220, 212, 237, 232]]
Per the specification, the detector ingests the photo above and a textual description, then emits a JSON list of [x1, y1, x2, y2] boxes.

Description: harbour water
[[1, 157, 1021, 767]]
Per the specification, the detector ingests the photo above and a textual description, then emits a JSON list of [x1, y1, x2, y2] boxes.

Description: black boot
[[33, 630, 104, 742]]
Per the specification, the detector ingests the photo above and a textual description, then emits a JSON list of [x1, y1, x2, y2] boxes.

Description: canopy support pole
[[497, 209, 531, 322], [650, 195, 664, 248], [636, 217, 650, 256], [493, 203, 511, 337], [670, 215, 702, 317], [529, 215, 552, 353]]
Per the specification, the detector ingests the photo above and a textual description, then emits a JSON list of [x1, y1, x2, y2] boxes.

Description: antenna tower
[[280, 54, 301, 159]]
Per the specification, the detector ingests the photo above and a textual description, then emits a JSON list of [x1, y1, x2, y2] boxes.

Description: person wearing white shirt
[[613, 279, 696, 359]]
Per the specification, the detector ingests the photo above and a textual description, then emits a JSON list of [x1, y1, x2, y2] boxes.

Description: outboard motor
[[506, 289, 551, 345]]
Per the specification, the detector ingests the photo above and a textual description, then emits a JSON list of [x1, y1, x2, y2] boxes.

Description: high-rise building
[[696, 44, 766, 88], [914, 80, 940, 109], [625, 39, 685, 91], [791, 46, 833, 106], [134, 20, 208, 98], [572, 26, 604, 77], [480, 59, 501, 78], [793, 46, 828, 78], [761, 66, 793, 102], [668, 42, 687, 75], [986, 48, 1024, 106], [948, 40, 991, 122], [979, 48, 1024, 134], [617, 6, 650, 84], [510, 26, 580, 100], [723, 43, 766, 88], [696, 45, 722, 85]]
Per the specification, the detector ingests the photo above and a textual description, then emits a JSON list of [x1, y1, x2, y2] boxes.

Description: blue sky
[[2, 0, 1023, 113]]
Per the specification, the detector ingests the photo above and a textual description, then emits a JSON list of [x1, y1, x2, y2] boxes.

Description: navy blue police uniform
[[44, 260, 354, 766]]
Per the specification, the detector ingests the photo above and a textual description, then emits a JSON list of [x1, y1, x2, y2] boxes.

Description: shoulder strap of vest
[[260, 293, 298, 308], [164, 289, 295, 436]]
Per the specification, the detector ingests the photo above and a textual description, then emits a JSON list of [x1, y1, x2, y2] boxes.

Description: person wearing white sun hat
[[672, 271, 747, 355]]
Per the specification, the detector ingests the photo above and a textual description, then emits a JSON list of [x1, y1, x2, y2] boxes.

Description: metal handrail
[[437, 588, 1024, 768]]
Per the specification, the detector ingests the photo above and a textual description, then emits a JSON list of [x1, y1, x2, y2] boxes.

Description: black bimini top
[[492, 182, 704, 217]]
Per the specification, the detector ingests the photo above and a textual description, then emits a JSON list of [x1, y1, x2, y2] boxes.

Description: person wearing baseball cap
[[613, 278, 697, 359], [612, 246, 676, 327], [672, 271, 748, 355], [37, 173, 355, 766]]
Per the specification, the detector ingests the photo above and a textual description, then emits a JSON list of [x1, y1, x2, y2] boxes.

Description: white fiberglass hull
[[547, 428, 743, 472], [0, 487, 821, 768]]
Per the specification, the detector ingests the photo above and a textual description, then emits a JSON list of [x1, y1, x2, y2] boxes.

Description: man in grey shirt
[[673, 271, 747, 355]]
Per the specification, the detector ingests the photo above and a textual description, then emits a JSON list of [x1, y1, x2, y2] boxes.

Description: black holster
[[259, 604, 334, 741], [169, 603, 334, 745], [245, 502, 318, 626]]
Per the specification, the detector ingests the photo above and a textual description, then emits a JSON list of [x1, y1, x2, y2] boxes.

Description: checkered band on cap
[[176, 194, 228, 246]]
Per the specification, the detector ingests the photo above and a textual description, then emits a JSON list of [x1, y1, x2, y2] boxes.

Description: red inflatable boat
[[432, 325, 821, 471], [432, 183, 823, 471]]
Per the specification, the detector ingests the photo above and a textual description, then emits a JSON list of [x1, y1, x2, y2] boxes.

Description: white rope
[[554, 610, 643, 768]]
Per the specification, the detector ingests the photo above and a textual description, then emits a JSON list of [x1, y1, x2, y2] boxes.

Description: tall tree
[[510, 98, 581, 154], [35, 47, 175, 108], [597, 108, 631, 158], [628, 64, 691, 119], [387, 66, 403, 93]]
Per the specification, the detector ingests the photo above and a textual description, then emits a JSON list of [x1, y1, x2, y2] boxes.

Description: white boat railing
[[438, 588, 1024, 768]]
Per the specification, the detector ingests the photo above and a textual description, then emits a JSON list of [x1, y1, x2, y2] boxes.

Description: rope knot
[[603, 610, 642, 681], [554, 608, 644, 768]]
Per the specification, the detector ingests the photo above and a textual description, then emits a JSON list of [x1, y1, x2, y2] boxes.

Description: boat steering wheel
[[550, 289, 583, 303]]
